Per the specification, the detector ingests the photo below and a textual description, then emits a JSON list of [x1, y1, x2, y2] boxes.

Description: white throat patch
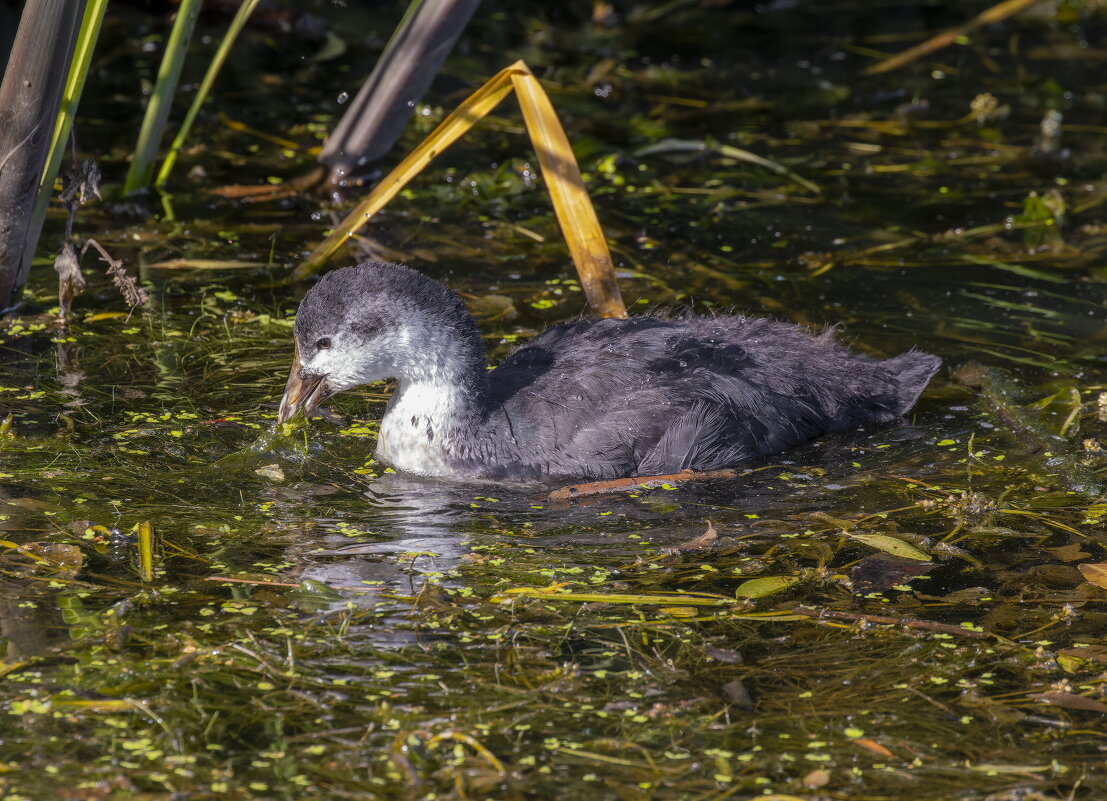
[[375, 378, 463, 476]]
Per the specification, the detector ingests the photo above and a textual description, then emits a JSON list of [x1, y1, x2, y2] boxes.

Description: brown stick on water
[[548, 468, 742, 501], [0, 0, 85, 308]]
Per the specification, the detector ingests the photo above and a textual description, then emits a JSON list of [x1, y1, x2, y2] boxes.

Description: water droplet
[[336, 91, 349, 104]]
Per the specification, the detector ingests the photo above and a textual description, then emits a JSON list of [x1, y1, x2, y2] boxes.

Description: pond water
[[1, 1, 1107, 799]]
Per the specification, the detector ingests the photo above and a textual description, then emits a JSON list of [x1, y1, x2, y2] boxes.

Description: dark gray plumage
[[278, 262, 940, 483]]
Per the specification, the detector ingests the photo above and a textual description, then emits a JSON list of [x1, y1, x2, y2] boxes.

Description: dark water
[[1, 2, 1106, 799]]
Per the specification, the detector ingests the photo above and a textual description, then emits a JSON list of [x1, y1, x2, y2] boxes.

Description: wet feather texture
[[281, 262, 941, 482]]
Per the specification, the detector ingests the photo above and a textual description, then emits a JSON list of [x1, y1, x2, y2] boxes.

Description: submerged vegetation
[[1, 1, 1107, 798]]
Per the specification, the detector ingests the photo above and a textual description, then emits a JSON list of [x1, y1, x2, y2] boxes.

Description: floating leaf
[[465, 294, 517, 323], [677, 521, 718, 551], [661, 606, 699, 617], [722, 678, 753, 708], [1, 541, 84, 574], [847, 533, 930, 562], [735, 576, 800, 599], [0, 660, 26, 680], [853, 739, 895, 758], [1077, 562, 1107, 589], [255, 464, 286, 482], [849, 553, 934, 593], [802, 768, 830, 788], [1043, 544, 1091, 563], [705, 647, 743, 664]]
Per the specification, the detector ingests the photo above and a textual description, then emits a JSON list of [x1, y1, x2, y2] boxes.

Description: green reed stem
[[123, 0, 202, 195], [156, 0, 261, 196]]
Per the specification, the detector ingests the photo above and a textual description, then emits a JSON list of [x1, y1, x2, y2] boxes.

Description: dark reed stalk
[[0, 0, 86, 309], [318, 0, 482, 186]]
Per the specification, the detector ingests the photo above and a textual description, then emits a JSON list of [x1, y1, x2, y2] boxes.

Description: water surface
[[1, 2, 1106, 798]]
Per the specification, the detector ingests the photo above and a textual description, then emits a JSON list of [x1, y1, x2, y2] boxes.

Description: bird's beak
[[277, 342, 328, 423]]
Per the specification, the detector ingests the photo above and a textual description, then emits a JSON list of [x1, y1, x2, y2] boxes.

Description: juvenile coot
[[277, 262, 940, 482]]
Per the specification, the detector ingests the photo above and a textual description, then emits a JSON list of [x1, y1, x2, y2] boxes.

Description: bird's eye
[[316, 337, 332, 350]]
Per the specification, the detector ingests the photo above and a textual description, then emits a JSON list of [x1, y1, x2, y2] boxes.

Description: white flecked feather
[[376, 377, 465, 475]]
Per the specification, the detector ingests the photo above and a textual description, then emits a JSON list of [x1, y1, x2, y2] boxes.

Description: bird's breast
[[375, 379, 466, 477]]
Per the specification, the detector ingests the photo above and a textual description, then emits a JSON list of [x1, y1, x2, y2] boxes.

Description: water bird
[[278, 262, 940, 482]]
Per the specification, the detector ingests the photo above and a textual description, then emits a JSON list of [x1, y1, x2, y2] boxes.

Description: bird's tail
[[883, 351, 941, 415]]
